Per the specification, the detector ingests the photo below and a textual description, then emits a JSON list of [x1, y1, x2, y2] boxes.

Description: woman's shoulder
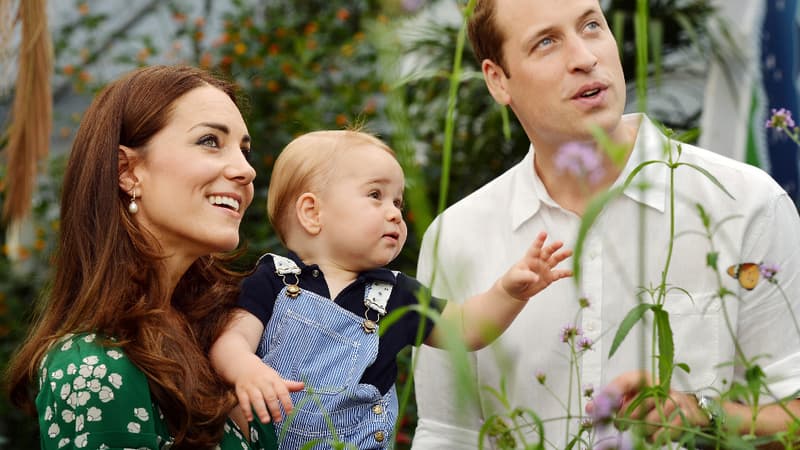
[[38, 333, 142, 389]]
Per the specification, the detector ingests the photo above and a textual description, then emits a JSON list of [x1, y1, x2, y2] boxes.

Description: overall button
[[374, 431, 385, 442], [312, 269, 320, 277], [372, 404, 383, 415]]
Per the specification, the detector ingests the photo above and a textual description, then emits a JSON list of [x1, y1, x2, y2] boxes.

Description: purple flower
[[560, 324, 582, 343], [577, 336, 594, 351], [535, 370, 546, 385], [766, 108, 796, 130], [555, 142, 606, 185], [759, 262, 779, 281], [588, 386, 621, 424], [401, 0, 424, 13]]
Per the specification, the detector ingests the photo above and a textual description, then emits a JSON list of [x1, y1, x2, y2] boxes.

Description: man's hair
[[468, 0, 510, 76], [268, 129, 396, 245]]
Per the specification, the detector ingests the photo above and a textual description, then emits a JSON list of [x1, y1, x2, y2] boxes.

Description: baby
[[210, 130, 572, 449]]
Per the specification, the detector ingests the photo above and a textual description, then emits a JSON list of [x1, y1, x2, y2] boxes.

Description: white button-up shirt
[[412, 114, 800, 449]]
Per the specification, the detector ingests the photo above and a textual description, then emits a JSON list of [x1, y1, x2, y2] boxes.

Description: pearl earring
[[128, 184, 139, 214]]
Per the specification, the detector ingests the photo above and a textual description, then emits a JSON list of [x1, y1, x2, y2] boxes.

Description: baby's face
[[316, 145, 407, 271]]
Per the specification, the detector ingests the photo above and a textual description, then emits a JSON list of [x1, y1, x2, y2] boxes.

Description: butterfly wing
[[727, 263, 760, 290]]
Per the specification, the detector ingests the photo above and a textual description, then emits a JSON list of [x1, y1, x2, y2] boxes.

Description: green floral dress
[[36, 333, 278, 449]]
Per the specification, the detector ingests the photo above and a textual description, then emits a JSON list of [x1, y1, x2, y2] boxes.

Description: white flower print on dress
[[75, 390, 91, 407], [60, 340, 73, 351], [73, 375, 87, 390], [59, 383, 71, 400], [134, 407, 149, 421], [75, 414, 84, 432], [67, 392, 78, 408], [58, 437, 70, 448], [98, 385, 114, 403], [52, 369, 64, 380], [78, 364, 93, 378], [106, 349, 123, 360], [61, 409, 75, 423], [88, 378, 102, 392], [44, 405, 53, 421], [93, 364, 107, 379], [87, 406, 102, 422], [127, 421, 141, 433], [83, 333, 96, 343], [47, 422, 60, 438], [74, 432, 88, 448], [82, 355, 99, 365], [108, 373, 123, 388], [67, 363, 77, 375]]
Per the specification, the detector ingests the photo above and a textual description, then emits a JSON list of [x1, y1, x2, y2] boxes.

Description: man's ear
[[483, 59, 512, 106], [295, 193, 322, 235], [118, 145, 139, 192]]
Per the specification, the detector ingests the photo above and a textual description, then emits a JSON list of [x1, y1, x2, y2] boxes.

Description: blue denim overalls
[[258, 254, 398, 449]]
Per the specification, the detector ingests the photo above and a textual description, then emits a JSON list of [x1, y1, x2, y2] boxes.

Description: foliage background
[[0, 0, 718, 448]]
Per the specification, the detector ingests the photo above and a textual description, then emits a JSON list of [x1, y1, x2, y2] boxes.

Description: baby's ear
[[295, 193, 321, 235]]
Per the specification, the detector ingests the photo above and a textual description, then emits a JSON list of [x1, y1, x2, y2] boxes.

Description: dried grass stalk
[[3, 0, 52, 223]]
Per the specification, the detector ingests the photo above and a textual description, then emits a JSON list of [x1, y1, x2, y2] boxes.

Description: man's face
[[486, 0, 626, 149]]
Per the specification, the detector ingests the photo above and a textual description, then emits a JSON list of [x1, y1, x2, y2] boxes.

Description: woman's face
[[131, 85, 255, 267]]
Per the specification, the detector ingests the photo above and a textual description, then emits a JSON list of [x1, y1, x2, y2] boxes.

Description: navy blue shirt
[[238, 252, 445, 395]]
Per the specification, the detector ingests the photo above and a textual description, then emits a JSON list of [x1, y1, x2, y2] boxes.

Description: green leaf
[[675, 162, 735, 200], [706, 251, 718, 270], [609, 303, 655, 358], [654, 307, 675, 386]]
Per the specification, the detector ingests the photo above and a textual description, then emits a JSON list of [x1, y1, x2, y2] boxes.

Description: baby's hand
[[234, 355, 305, 423], [502, 231, 572, 301]]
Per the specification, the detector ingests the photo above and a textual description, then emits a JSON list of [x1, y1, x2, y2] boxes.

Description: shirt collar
[[285, 250, 398, 284], [613, 113, 668, 213], [503, 114, 670, 231], [510, 149, 548, 230]]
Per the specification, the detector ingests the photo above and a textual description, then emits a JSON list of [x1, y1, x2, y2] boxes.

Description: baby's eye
[[368, 190, 381, 200], [394, 198, 404, 210], [198, 134, 220, 148]]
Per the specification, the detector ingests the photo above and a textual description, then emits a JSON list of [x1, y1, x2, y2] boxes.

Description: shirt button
[[374, 431, 385, 442], [372, 404, 383, 415], [312, 269, 320, 277]]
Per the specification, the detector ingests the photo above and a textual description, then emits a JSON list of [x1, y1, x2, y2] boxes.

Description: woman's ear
[[118, 145, 139, 191], [295, 193, 322, 235]]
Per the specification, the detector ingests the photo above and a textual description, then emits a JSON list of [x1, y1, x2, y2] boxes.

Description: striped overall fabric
[[258, 255, 398, 449]]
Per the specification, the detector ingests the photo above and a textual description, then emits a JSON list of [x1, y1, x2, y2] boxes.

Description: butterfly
[[726, 262, 761, 290]]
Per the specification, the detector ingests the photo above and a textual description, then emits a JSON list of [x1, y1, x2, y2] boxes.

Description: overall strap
[[363, 271, 399, 316], [265, 253, 302, 298]]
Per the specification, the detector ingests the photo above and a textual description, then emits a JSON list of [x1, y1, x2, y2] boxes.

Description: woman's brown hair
[[6, 65, 245, 449]]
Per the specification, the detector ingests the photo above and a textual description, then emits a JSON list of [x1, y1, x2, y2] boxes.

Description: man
[[411, 0, 800, 448]]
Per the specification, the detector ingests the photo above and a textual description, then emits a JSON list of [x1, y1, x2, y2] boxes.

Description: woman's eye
[[585, 21, 600, 31], [241, 147, 252, 161], [198, 135, 220, 148]]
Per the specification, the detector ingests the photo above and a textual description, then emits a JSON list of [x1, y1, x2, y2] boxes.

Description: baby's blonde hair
[[267, 129, 397, 245]]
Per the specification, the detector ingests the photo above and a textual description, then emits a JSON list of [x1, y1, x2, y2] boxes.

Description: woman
[[6, 65, 277, 449]]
